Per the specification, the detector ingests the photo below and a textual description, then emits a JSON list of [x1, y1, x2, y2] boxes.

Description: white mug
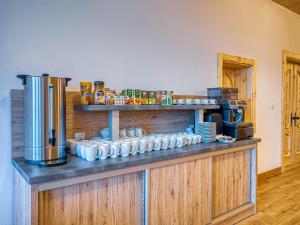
[[195, 135, 202, 144], [120, 141, 131, 157], [209, 99, 217, 104], [194, 99, 201, 105], [153, 138, 162, 151], [135, 128, 147, 137], [138, 139, 148, 154], [176, 136, 185, 148], [177, 99, 185, 105], [185, 99, 193, 105], [127, 128, 136, 137], [146, 138, 154, 152], [130, 140, 139, 155], [119, 128, 127, 138], [69, 139, 78, 155], [97, 143, 111, 160], [110, 142, 120, 158], [161, 137, 169, 150], [168, 136, 176, 149], [201, 99, 209, 104], [77, 141, 89, 158], [185, 135, 193, 145], [85, 145, 98, 162], [191, 135, 198, 145]]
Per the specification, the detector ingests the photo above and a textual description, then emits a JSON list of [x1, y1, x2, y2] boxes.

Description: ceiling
[[272, 0, 300, 15]]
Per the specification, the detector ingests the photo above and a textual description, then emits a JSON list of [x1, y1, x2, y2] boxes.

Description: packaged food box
[[160, 91, 168, 105], [133, 89, 141, 105], [148, 91, 156, 104], [141, 91, 149, 105], [167, 91, 174, 105]]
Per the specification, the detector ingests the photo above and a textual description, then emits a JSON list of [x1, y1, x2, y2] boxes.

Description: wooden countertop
[[12, 138, 261, 185]]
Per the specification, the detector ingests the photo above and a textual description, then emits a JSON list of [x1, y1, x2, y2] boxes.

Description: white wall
[[1, 0, 300, 224]]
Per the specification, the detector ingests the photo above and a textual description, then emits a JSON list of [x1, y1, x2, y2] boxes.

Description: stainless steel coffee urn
[[17, 74, 71, 166]]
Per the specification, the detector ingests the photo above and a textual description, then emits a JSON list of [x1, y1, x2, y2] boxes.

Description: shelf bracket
[[194, 109, 204, 134], [108, 110, 119, 141]]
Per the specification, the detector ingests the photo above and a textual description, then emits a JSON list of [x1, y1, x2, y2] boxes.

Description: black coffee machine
[[206, 88, 253, 140]]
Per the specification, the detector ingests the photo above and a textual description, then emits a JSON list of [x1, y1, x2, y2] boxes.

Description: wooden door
[[283, 63, 300, 167], [222, 67, 252, 123], [283, 63, 295, 167], [293, 65, 300, 164]]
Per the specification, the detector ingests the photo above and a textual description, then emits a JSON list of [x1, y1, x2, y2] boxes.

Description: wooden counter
[[13, 139, 260, 225]]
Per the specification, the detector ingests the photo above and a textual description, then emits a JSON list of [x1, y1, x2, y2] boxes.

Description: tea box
[[148, 91, 156, 104], [141, 91, 149, 105]]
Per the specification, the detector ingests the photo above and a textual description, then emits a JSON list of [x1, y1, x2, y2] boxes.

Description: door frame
[[217, 52, 257, 130], [281, 50, 300, 172]]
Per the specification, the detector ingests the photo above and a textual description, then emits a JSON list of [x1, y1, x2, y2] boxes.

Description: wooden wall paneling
[[149, 158, 211, 225], [66, 91, 108, 139], [212, 150, 251, 218], [11, 90, 25, 158], [120, 110, 193, 134], [39, 172, 144, 225]]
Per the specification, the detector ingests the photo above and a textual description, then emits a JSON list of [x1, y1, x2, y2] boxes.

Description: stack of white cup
[[67, 132, 203, 162]]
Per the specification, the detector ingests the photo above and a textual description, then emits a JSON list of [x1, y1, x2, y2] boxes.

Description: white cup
[[76, 141, 89, 158], [160, 136, 169, 150], [135, 128, 147, 137], [195, 135, 202, 144], [85, 145, 98, 162], [153, 138, 162, 151], [138, 139, 148, 154], [176, 136, 185, 148], [201, 99, 209, 104], [209, 99, 217, 104], [120, 141, 131, 157], [127, 128, 136, 137], [168, 136, 176, 149], [194, 99, 201, 105], [185, 135, 193, 145], [130, 140, 139, 155], [191, 135, 198, 145], [97, 144, 111, 159], [109, 142, 120, 158], [185, 99, 193, 105], [146, 138, 154, 152], [119, 128, 127, 138], [69, 139, 78, 155], [177, 99, 185, 105]]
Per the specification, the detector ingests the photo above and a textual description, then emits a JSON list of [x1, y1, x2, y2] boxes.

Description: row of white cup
[[68, 132, 203, 162]]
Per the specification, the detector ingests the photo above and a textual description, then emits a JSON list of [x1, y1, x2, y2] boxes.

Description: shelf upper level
[[74, 104, 220, 111]]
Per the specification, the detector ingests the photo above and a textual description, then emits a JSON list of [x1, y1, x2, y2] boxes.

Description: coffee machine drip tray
[[224, 122, 254, 141]]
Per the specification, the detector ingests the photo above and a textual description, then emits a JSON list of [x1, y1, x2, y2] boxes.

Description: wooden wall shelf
[[74, 104, 220, 141], [74, 104, 220, 111]]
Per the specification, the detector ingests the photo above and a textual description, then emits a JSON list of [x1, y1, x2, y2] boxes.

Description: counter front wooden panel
[[149, 158, 211, 225], [212, 150, 251, 218], [38, 172, 144, 225]]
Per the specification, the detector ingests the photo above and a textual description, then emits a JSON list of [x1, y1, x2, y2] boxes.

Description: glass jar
[[93, 81, 105, 105]]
